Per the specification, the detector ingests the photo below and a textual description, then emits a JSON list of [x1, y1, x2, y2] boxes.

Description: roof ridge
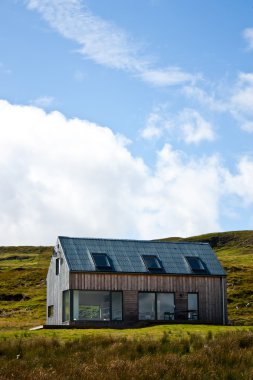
[[58, 236, 209, 245]]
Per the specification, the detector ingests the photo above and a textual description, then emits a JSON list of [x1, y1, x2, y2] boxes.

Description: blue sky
[[0, 0, 253, 244]]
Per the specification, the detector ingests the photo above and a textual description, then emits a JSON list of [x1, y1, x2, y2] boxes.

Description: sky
[[0, 0, 253, 245]]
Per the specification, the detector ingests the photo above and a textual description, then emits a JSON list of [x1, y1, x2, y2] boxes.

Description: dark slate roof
[[58, 236, 226, 276]]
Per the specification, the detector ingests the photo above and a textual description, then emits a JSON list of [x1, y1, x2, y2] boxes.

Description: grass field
[[0, 327, 252, 379], [0, 232, 252, 379], [0, 230, 252, 329]]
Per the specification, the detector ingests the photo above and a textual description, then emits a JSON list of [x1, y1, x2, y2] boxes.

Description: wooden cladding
[[70, 272, 220, 293], [123, 290, 138, 321], [69, 273, 226, 324]]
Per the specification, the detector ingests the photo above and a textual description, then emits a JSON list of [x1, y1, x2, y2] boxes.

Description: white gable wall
[[46, 239, 70, 325]]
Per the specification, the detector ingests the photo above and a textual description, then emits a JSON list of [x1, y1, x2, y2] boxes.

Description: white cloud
[[231, 73, 253, 114], [26, 0, 144, 72], [224, 157, 253, 204], [240, 121, 253, 132], [182, 73, 253, 134], [0, 99, 252, 244], [141, 107, 215, 144], [243, 28, 253, 50], [147, 145, 223, 236], [141, 67, 198, 87], [25, 0, 198, 86], [31, 96, 56, 108], [141, 112, 166, 140], [182, 85, 227, 112], [230, 72, 253, 132], [178, 109, 215, 144], [0, 99, 147, 244]]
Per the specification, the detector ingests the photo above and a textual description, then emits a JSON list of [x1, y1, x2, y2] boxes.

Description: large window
[[139, 292, 175, 320], [72, 290, 122, 321], [139, 293, 156, 320], [111, 292, 123, 320], [157, 293, 174, 320], [188, 293, 198, 320]]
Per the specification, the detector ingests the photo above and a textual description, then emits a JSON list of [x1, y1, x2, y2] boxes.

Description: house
[[46, 236, 227, 327]]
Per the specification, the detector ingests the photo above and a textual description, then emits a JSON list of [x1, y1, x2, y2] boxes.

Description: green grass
[[0, 329, 253, 379], [0, 230, 252, 329], [0, 324, 252, 342], [0, 234, 252, 379], [0, 246, 51, 328]]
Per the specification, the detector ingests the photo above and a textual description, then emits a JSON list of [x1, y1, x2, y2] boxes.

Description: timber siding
[[47, 252, 69, 325], [69, 272, 227, 324]]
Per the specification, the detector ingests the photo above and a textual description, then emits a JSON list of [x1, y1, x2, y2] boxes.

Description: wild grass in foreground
[[0, 330, 253, 380]]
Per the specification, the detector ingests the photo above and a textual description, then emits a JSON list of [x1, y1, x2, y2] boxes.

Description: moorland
[[0, 230, 252, 379]]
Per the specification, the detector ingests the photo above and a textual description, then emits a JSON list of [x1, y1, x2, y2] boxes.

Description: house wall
[[69, 273, 227, 324], [46, 245, 70, 325]]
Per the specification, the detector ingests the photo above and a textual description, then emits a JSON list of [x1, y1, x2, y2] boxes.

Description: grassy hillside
[[0, 246, 51, 328], [0, 230, 252, 328]]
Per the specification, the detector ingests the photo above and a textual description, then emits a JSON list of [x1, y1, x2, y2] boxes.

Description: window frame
[[48, 305, 54, 318], [111, 291, 123, 321], [185, 256, 207, 274], [66, 290, 123, 322], [91, 253, 112, 271], [138, 291, 175, 321], [141, 255, 163, 272], [157, 292, 175, 321], [187, 292, 199, 320], [138, 292, 156, 320], [55, 258, 60, 275]]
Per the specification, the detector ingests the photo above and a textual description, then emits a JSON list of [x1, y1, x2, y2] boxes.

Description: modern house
[[46, 236, 227, 327]]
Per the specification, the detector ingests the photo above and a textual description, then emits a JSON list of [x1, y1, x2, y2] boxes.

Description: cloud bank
[[0, 99, 253, 245]]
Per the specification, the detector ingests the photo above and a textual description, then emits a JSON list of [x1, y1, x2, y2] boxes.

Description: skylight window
[[185, 256, 206, 273], [142, 255, 163, 272], [91, 253, 112, 270]]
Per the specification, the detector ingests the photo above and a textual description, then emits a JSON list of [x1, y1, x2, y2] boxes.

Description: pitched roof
[[58, 236, 226, 276]]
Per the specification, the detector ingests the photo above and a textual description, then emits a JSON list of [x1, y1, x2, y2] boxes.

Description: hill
[[0, 246, 51, 328], [0, 230, 252, 328]]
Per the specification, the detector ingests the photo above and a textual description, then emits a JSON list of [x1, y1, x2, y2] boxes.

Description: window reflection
[[157, 293, 174, 320], [188, 293, 198, 320], [72, 290, 122, 321], [139, 293, 155, 320], [139, 292, 175, 320], [111, 292, 122, 320]]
